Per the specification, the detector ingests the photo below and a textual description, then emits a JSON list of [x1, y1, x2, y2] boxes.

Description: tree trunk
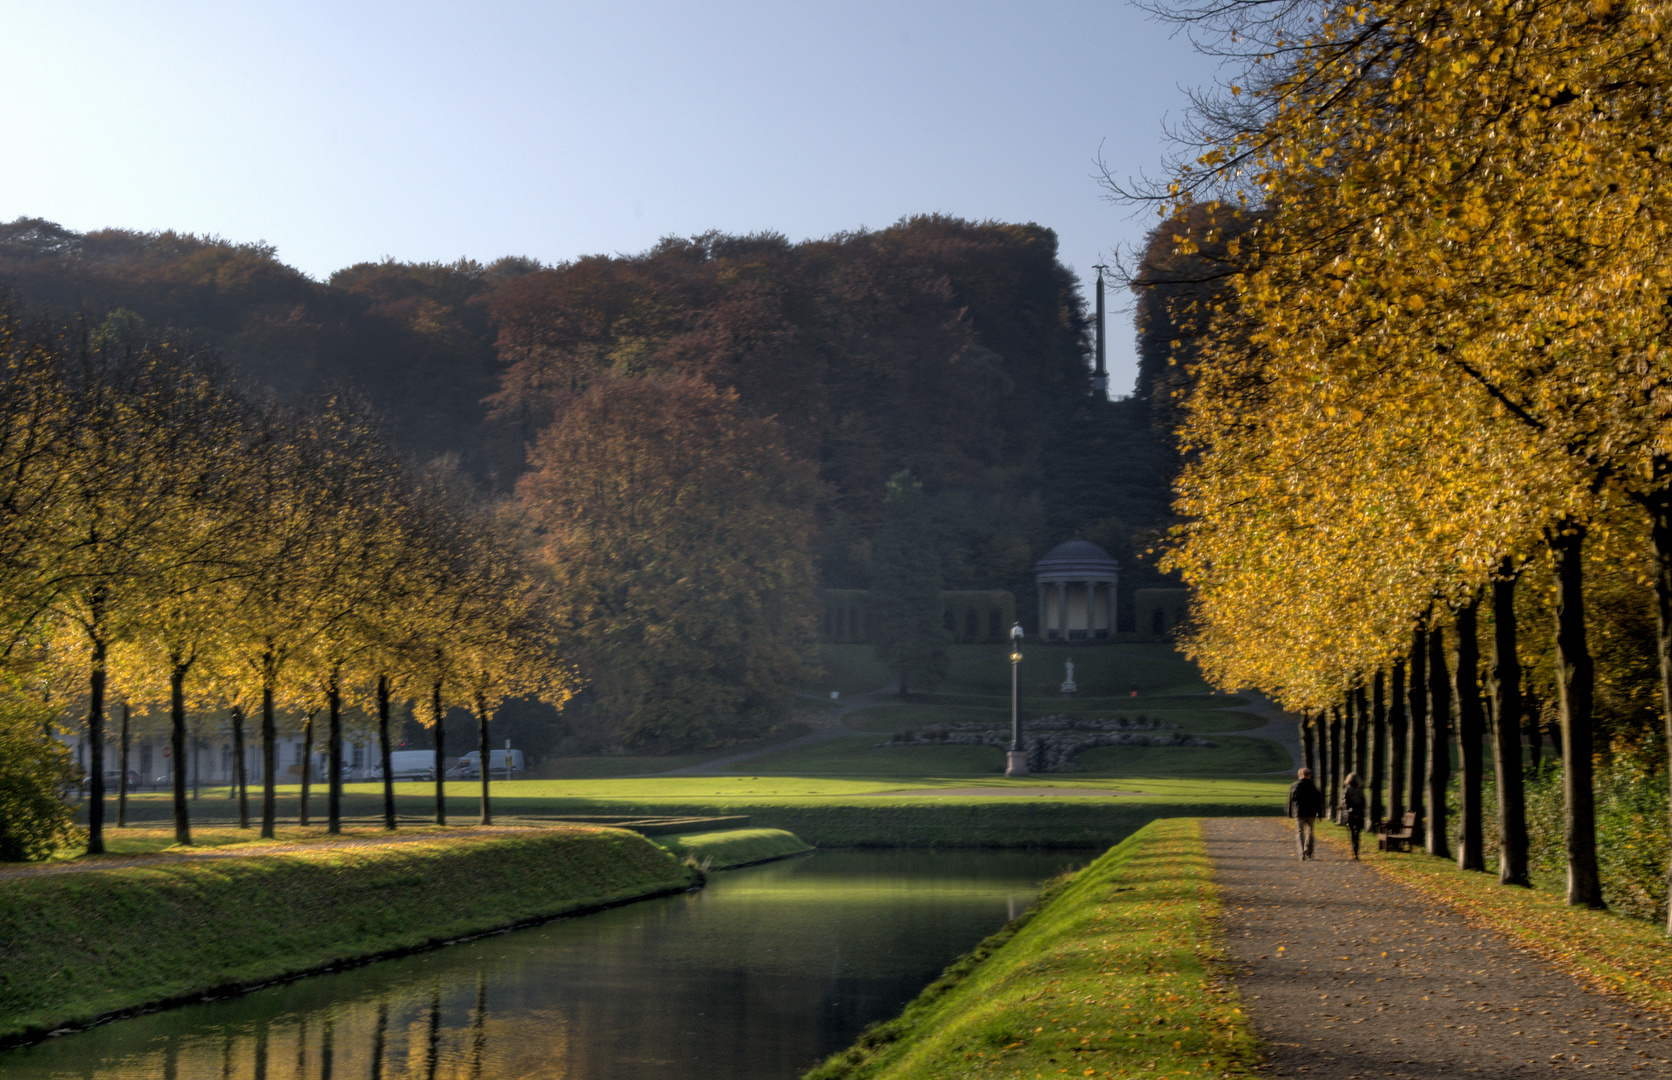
[[117, 702, 131, 829], [1491, 563, 1530, 886], [431, 680, 446, 826], [1389, 659, 1408, 827], [476, 690, 492, 827], [327, 668, 343, 836], [1370, 671, 1387, 826], [1353, 683, 1370, 789], [1408, 626, 1429, 843], [1427, 623, 1452, 859], [1328, 705, 1343, 821], [1649, 468, 1672, 929], [1343, 692, 1359, 785], [378, 675, 396, 831], [1317, 705, 1330, 809], [261, 675, 278, 839], [1549, 519, 1605, 908], [231, 706, 249, 829], [1524, 685, 1544, 769], [1453, 598, 1486, 872], [299, 710, 315, 828], [170, 661, 192, 846], [1301, 711, 1316, 777], [86, 634, 107, 855]]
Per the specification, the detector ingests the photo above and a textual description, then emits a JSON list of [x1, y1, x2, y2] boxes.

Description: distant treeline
[[0, 215, 1175, 602]]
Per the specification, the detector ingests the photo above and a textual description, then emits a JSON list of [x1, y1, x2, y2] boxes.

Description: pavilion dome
[[1035, 540, 1120, 581]]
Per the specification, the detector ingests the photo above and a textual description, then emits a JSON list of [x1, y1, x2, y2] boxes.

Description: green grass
[[812, 642, 1226, 702], [742, 735, 1009, 776], [942, 643, 1214, 698], [98, 778, 1288, 849], [43, 822, 464, 860], [1075, 735, 1294, 776], [815, 644, 896, 695], [0, 827, 696, 1044], [530, 753, 717, 778], [656, 827, 814, 869], [842, 702, 1266, 735], [803, 818, 1260, 1080]]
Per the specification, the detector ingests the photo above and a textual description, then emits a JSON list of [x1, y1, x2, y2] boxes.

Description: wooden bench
[[1378, 812, 1419, 852]]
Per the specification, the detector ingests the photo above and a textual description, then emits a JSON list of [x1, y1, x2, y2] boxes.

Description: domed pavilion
[[1035, 540, 1120, 644]]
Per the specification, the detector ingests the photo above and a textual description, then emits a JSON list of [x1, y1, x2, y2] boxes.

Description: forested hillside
[[0, 215, 1174, 598], [0, 214, 1180, 746]]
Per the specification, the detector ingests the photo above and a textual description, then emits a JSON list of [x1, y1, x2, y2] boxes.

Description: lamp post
[[1006, 622, 1028, 777]]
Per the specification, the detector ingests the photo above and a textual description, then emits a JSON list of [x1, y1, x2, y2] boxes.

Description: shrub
[[0, 699, 80, 861], [1474, 760, 1670, 923]]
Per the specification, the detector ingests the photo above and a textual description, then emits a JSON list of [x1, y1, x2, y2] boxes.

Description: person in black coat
[[1342, 772, 1368, 860], [1287, 766, 1324, 861]]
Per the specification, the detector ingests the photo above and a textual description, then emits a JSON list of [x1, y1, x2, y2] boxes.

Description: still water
[[2, 849, 1081, 1080]]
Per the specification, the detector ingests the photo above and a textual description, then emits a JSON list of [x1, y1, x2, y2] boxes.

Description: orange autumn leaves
[[1144, 0, 1672, 709]]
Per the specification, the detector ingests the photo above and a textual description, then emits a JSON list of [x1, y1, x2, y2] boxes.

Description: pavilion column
[[1057, 582, 1067, 640]]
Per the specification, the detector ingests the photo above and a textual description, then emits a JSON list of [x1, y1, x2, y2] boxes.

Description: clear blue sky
[[0, 2, 1221, 394]]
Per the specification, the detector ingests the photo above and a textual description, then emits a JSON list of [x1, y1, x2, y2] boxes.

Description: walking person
[[1343, 772, 1367, 860], [1287, 766, 1324, 861]]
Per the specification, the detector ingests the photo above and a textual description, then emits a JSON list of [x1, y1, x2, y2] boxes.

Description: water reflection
[[3, 849, 1079, 1080]]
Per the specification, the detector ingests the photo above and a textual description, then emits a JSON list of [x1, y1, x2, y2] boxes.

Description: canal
[[1, 848, 1084, 1079]]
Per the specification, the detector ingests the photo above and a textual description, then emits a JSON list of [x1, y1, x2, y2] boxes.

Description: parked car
[[80, 769, 139, 790], [372, 750, 438, 783], [446, 749, 524, 779]]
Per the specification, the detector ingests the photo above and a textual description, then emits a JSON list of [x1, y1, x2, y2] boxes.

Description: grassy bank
[[1336, 828, 1672, 1016], [658, 827, 814, 868], [804, 818, 1260, 1080], [0, 827, 696, 1044]]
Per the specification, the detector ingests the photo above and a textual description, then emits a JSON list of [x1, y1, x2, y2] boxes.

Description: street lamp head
[[1010, 622, 1023, 642], [1009, 621, 1023, 663]]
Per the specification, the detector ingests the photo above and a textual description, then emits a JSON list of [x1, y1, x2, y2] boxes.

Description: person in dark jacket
[[1342, 772, 1368, 859], [1287, 766, 1324, 860]]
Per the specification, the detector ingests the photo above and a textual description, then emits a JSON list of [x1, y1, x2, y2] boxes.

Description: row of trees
[[1132, 0, 1672, 926], [0, 301, 568, 859]]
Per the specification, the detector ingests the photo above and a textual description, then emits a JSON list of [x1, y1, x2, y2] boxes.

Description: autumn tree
[[517, 374, 817, 748], [869, 471, 949, 696]]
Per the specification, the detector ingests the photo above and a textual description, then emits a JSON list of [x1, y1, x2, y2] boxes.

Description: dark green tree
[[869, 472, 948, 696]]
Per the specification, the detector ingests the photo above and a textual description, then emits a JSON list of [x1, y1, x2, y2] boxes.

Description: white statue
[[1060, 658, 1077, 695]]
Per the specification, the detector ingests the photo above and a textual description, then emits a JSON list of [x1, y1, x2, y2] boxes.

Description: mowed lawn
[[755, 642, 1289, 778], [95, 775, 1291, 848], [94, 643, 1291, 838]]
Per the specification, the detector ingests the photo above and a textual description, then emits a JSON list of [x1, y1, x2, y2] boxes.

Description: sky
[[0, 1, 1225, 394]]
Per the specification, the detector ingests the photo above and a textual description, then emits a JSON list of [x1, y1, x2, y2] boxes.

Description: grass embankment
[[0, 827, 696, 1045], [805, 818, 1260, 1080], [1335, 829, 1672, 1016], [658, 827, 814, 868], [109, 777, 1290, 848]]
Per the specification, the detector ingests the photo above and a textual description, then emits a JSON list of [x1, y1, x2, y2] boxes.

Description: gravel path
[[1203, 816, 1672, 1077], [1195, 691, 1303, 772]]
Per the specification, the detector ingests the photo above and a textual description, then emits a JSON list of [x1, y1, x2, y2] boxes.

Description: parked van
[[447, 749, 524, 779], [376, 750, 438, 783]]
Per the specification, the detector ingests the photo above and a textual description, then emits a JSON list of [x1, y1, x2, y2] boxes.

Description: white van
[[447, 749, 524, 779], [377, 750, 438, 783]]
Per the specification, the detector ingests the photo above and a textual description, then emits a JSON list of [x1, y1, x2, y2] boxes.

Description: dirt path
[[1203, 816, 1672, 1077], [0, 826, 552, 882]]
